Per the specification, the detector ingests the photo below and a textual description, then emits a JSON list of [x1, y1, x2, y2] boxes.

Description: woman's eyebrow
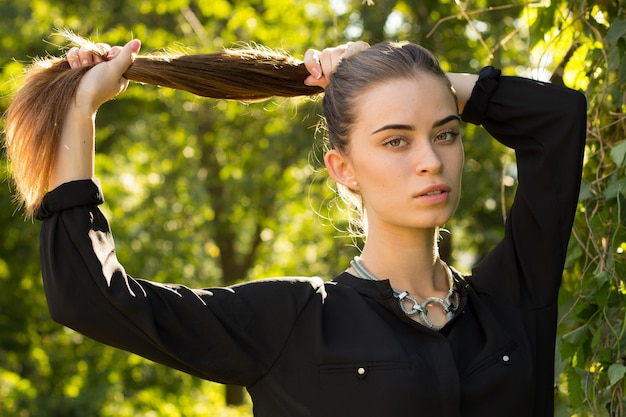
[[370, 115, 460, 135], [432, 114, 461, 128], [370, 124, 414, 135]]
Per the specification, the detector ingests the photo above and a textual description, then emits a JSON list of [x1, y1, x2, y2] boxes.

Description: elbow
[[41, 269, 82, 328], [561, 88, 587, 122], [48, 302, 95, 337], [571, 89, 588, 117], [553, 88, 587, 145], [44, 283, 89, 330], [47, 299, 78, 328], [570, 89, 588, 144], [544, 82, 587, 121]]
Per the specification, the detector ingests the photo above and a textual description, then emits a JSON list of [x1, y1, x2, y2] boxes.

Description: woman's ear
[[324, 149, 359, 190]]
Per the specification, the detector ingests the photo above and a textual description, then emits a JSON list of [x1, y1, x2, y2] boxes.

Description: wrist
[[447, 73, 478, 115], [49, 106, 96, 190]]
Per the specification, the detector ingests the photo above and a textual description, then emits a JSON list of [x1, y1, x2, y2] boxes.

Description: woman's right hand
[[48, 39, 141, 191], [65, 39, 141, 114]]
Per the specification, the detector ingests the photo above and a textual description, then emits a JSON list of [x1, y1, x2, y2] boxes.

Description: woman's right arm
[[39, 183, 323, 385], [39, 40, 325, 386], [48, 40, 140, 190]]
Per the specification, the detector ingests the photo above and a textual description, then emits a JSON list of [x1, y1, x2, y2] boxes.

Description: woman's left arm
[[463, 67, 587, 307], [446, 73, 478, 114]]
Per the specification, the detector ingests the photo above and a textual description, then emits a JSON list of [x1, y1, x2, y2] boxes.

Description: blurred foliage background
[[0, 0, 624, 416]]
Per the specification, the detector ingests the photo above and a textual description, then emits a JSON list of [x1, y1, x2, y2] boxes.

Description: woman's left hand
[[303, 41, 369, 88]]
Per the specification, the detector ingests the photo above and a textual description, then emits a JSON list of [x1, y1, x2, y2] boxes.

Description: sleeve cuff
[[35, 179, 105, 220], [461, 66, 502, 125]]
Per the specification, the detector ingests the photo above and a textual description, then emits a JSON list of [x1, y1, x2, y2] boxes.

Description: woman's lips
[[414, 184, 450, 203]]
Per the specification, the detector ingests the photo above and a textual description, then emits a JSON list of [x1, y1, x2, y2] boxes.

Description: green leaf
[[595, 281, 611, 309], [606, 18, 626, 43], [610, 141, 626, 167], [604, 176, 626, 200], [565, 243, 583, 267], [620, 39, 626, 86], [562, 323, 589, 344], [607, 363, 626, 387], [553, 402, 569, 417], [594, 270, 611, 285], [566, 366, 585, 408]]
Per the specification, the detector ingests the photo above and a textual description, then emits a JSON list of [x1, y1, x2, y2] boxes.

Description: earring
[[352, 181, 359, 188]]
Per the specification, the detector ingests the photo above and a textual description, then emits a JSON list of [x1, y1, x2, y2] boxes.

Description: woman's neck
[[354, 227, 449, 299]]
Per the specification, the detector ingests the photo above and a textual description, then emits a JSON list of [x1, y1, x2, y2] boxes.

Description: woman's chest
[[258, 290, 533, 417]]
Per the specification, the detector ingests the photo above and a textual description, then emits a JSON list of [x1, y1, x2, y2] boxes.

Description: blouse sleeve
[[36, 179, 325, 387], [461, 66, 587, 308]]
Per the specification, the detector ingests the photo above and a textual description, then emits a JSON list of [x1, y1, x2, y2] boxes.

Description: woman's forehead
[[352, 76, 458, 130]]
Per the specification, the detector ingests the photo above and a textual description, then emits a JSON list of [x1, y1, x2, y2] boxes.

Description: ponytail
[[3, 34, 323, 217]]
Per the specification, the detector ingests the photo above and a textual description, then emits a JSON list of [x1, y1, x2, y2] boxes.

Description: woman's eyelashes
[[383, 136, 408, 148], [434, 128, 461, 143], [381, 128, 460, 149]]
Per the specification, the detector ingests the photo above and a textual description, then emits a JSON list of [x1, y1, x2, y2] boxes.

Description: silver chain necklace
[[350, 256, 459, 330]]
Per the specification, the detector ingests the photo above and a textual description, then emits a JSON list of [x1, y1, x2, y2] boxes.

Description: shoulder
[[229, 276, 327, 304], [236, 275, 326, 290]]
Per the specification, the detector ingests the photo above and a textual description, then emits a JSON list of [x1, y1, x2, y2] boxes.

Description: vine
[[555, 5, 626, 416]]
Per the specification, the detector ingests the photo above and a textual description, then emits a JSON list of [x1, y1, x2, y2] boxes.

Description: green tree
[[1, 0, 624, 416]]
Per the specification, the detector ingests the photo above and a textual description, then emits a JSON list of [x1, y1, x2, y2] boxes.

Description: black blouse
[[37, 67, 587, 417]]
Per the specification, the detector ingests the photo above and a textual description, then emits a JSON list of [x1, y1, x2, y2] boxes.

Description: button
[[356, 367, 368, 379], [501, 355, 511, 365]]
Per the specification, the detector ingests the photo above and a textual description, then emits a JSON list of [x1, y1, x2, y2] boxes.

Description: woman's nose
[[414, 143, 443, 174]]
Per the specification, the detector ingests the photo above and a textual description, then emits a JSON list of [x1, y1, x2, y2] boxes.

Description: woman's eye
[[434, 129, 460, 143], [384, 137, 406, 148]]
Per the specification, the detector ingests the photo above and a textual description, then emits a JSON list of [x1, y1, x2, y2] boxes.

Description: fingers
[[304, 49, 322, 79], [317, 44, 347, 78], [70, 39, 141, 111], [65, 47, 80, 69], [66, 40, 140, 72], [303, 41, 370, 89], [99, 39, 141, 100], [108, 39, 141, 77], [105, 46, 124, 60], [303, 46, 342, 89], [304, 45, 347, 88], [303, 49, 325, 87], [343, 41, 370, 59], [67, 42, 110, 69]]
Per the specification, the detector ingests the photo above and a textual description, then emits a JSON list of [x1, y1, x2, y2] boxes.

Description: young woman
[[24, 38, 586, 416]]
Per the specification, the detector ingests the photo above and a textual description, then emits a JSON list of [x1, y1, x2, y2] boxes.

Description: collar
[[332, 269, 470, 330], [332, 271, 396, 300], [333, 269, 469, 299]]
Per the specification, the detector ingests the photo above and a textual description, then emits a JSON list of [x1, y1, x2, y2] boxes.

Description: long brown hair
[[3, 35, 323, 217]]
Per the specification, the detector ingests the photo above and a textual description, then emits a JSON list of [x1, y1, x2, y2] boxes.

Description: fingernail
[[128, 39, 141, 53], [312, 67, 322, 79]]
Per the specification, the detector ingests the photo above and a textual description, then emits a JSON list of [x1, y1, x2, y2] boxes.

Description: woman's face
[[332, 74, 464, 233]]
